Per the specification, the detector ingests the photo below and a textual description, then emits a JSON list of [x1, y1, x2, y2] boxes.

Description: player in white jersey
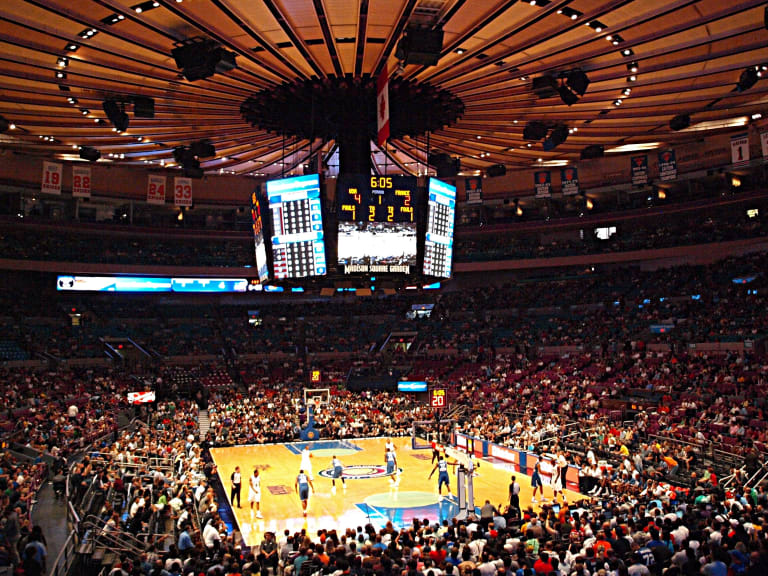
[[300, 445, 313, 479], [385, 448, 400, 486], [248, 468, 262, 518]]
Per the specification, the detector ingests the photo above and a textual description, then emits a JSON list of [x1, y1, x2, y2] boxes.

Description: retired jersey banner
[[658, 149, 677, 182], [174, 176, 193, 207], [631, 155, 648, 185], [560, 166, 579, 196], [72, 166, 91, 198], [147, 174, 166, 205], [465, 177, 483, 204], [41, 161, 63, 195], [534, 171, 551, 198], [730, 133, 749, 167]]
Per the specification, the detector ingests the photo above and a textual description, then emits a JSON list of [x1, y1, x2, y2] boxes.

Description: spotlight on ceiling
[[171, 38, 238, 82], [132, 96, 155, 118], [79, 146, 101, 162], [669, 114, 691, 131], [102, 100, 129, 132], [523, 121, 548, 141], [557, 85, 579, 106], [395, 26, 444, 66], [567, 69, 590, 96], [189, 139, 216, 158], [736, 68, 759, 92], [543, 124, 569, 151]]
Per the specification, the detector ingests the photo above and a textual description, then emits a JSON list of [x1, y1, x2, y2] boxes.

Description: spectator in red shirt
[[532, 552, 553, 575]]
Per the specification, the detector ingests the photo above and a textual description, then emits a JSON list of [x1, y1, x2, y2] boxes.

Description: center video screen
[[337, 174, 417, 274]]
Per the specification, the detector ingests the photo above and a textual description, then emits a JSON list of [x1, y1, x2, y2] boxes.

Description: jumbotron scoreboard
[[337, 175, 416, 223], [337, 174, 418, 274]]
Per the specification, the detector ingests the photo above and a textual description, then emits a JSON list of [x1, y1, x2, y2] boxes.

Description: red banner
[[376, 68, 390, 147]]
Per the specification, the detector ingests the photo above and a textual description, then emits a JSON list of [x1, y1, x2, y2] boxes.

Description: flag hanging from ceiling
[[376, 68, 390, 147]]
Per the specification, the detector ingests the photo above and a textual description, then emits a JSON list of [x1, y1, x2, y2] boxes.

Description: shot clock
[[430, 388, 447, 409]]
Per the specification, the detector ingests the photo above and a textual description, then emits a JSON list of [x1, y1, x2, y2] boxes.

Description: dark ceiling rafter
[[420, 0, 636, 86], [1, 0, 766, 177], [353, 0, 370, 78], [154, 0, 297, 84], [258, 0, 326, 78], [208, 0, 311, 81], [372, 0, 419, 77], [457, 34, 767, 108], [0, 40, 257, 102], [311, 0, 344, 77], [443, 1, 762, 95], [1, 8, 275, 95]]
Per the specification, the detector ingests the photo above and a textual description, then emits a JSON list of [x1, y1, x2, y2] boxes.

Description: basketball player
[[295, 468, 315, 517], [428, 455, 454, 498], [330, 455, 346, 493], [230, 466, 242, 508], [248, 468, 262, 518], [300, 445, 313, 480], [553, 451, 568, 504], [531, 460, 545, 503], [385, 438, 396, 455], [385, 447, 399, 487]]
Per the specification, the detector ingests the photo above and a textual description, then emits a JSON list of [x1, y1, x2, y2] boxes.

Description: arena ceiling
[[0, 0, 767, 179]]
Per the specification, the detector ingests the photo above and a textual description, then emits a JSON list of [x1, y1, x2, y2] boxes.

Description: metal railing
[[48, 529, 79, 576]]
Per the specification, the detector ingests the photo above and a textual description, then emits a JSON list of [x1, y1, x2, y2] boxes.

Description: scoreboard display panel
[[250, 191, 270, 283], [423, 178, 457, 278], [337, 174, 417, 274], [266, 174, 327, 279]]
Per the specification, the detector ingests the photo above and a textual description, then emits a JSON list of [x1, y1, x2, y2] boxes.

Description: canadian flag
[[376, 67, 390, 147]]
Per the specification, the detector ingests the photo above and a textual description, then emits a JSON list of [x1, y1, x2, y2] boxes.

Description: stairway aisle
[[199, 408, 210, 441]]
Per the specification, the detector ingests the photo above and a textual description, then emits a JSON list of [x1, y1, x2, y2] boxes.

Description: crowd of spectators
[[1, 192, 765, 269]]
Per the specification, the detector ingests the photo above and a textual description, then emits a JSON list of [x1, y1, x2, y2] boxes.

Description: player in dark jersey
[[295, 469, 315, 517]]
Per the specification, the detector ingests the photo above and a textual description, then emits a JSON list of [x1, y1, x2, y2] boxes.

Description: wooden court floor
[[210, 437, 580, 548]]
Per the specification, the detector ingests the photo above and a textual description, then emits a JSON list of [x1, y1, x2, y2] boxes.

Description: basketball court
[[210, 436, 580, 548]]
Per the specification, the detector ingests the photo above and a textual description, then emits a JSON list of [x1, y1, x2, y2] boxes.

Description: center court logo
[[318, 465, 403, 480]]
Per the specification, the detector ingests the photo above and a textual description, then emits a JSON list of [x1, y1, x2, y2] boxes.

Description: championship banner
[[658, 149, 677, 182], [147, 174, 166, 205], [376, 68, 390, 147], [760, 131, 768, 159], [41, 161, 63, 195], [534, 171, 551, 198], [730, 133, 749, 167], [560, 166, 579, 196], [72, 165, 91, 198], [464, 177, 483, 204], [174, 176, 193, 207], [631, 155, 648, 185]]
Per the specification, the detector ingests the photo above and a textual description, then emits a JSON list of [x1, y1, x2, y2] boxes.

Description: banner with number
[[41, 161, 63, 195], [631, 155, 648, 185], [464, 177, 483, 204], [730, 133, 749, 167], [760, 131, 768, 159], [658, 149, 677, 182], [534, 171, 551, 198], [560, 166, 579, 196], [72, 166, 91, 198], [174, 176, 193, 207], [147, 174, 166, 204]]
